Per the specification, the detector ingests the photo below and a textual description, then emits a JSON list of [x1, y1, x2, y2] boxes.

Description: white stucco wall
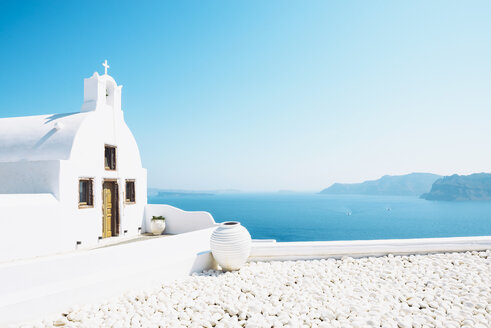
[[0, 227, 217, 326], [144, 204, 217, 234], [0, 194, 68, 263], [0, 161, 61, 198]]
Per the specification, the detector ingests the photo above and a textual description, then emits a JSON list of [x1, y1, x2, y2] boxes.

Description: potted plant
[[150, 216, 166, 235]]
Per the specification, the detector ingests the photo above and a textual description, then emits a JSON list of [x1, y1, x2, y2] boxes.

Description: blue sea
[[148, 193, 491, 242]]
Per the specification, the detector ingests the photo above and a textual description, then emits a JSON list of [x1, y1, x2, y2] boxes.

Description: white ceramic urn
[[210, 221, 252, 271], [150, 219, 166, 235]]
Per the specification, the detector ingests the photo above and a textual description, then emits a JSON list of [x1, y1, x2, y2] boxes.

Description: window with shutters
[[104, 145, 116, 170], [125, 180, 136, 203], [79, 179, 94, 208]]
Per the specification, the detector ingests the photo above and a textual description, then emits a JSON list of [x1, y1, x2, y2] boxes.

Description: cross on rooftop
[[102, 60, 109, 75]]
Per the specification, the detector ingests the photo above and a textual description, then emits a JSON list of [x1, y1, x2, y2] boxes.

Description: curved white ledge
[[144, 204, 217, 235]]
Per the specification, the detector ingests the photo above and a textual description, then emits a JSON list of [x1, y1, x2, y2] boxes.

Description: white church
[[0, 62, 150, 262]]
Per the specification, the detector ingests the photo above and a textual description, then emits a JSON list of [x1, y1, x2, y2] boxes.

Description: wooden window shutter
[[88, 180, 93, 205]]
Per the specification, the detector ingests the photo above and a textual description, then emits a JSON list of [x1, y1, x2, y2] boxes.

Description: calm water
[[148, 193, 491, 242]]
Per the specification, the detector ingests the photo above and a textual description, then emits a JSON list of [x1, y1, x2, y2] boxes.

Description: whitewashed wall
[[144, 204, 218, 234], [0, 161, 61, 198], [0, 194, 66, 263], [0, 227, 218, 326]]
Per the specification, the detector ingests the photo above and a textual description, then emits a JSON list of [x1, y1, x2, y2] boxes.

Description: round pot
[[210, 221, 251, 271], [150, 219, 166, 235]]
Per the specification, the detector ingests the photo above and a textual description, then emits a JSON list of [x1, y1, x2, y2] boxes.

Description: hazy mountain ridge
[[320, 173, 442, 196], [421, 173, 491, 201], [148, 188, 242, 197]]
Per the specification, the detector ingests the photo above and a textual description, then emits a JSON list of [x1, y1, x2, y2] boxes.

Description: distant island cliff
[[320, 173, 442, 196], [421, 173, 491, 201]]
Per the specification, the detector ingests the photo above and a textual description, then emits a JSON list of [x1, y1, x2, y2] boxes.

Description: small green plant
[[151, 215, 166, 221]]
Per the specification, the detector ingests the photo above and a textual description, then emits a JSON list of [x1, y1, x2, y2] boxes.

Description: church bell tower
[[81, 60, 122, 112]]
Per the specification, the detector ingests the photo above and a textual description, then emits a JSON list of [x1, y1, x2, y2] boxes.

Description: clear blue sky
[[0, 1, 490, 191]]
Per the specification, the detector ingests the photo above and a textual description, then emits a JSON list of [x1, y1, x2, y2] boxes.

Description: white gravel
[[17, 251, 491, 328]]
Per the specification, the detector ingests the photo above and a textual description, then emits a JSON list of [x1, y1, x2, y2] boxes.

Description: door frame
[[102, 179, 120, 238]]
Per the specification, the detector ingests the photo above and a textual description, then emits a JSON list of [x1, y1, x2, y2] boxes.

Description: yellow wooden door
[[103, 182, 113, 238]]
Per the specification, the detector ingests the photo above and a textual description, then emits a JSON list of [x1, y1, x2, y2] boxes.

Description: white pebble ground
[[17, 251, 491, 328]]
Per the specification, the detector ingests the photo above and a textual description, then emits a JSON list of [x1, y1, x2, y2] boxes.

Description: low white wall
[[250, 236, 491, 261], [144, 204, 217, 234], [0, 227, 217, 326], [0, 194, 72, 263]]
